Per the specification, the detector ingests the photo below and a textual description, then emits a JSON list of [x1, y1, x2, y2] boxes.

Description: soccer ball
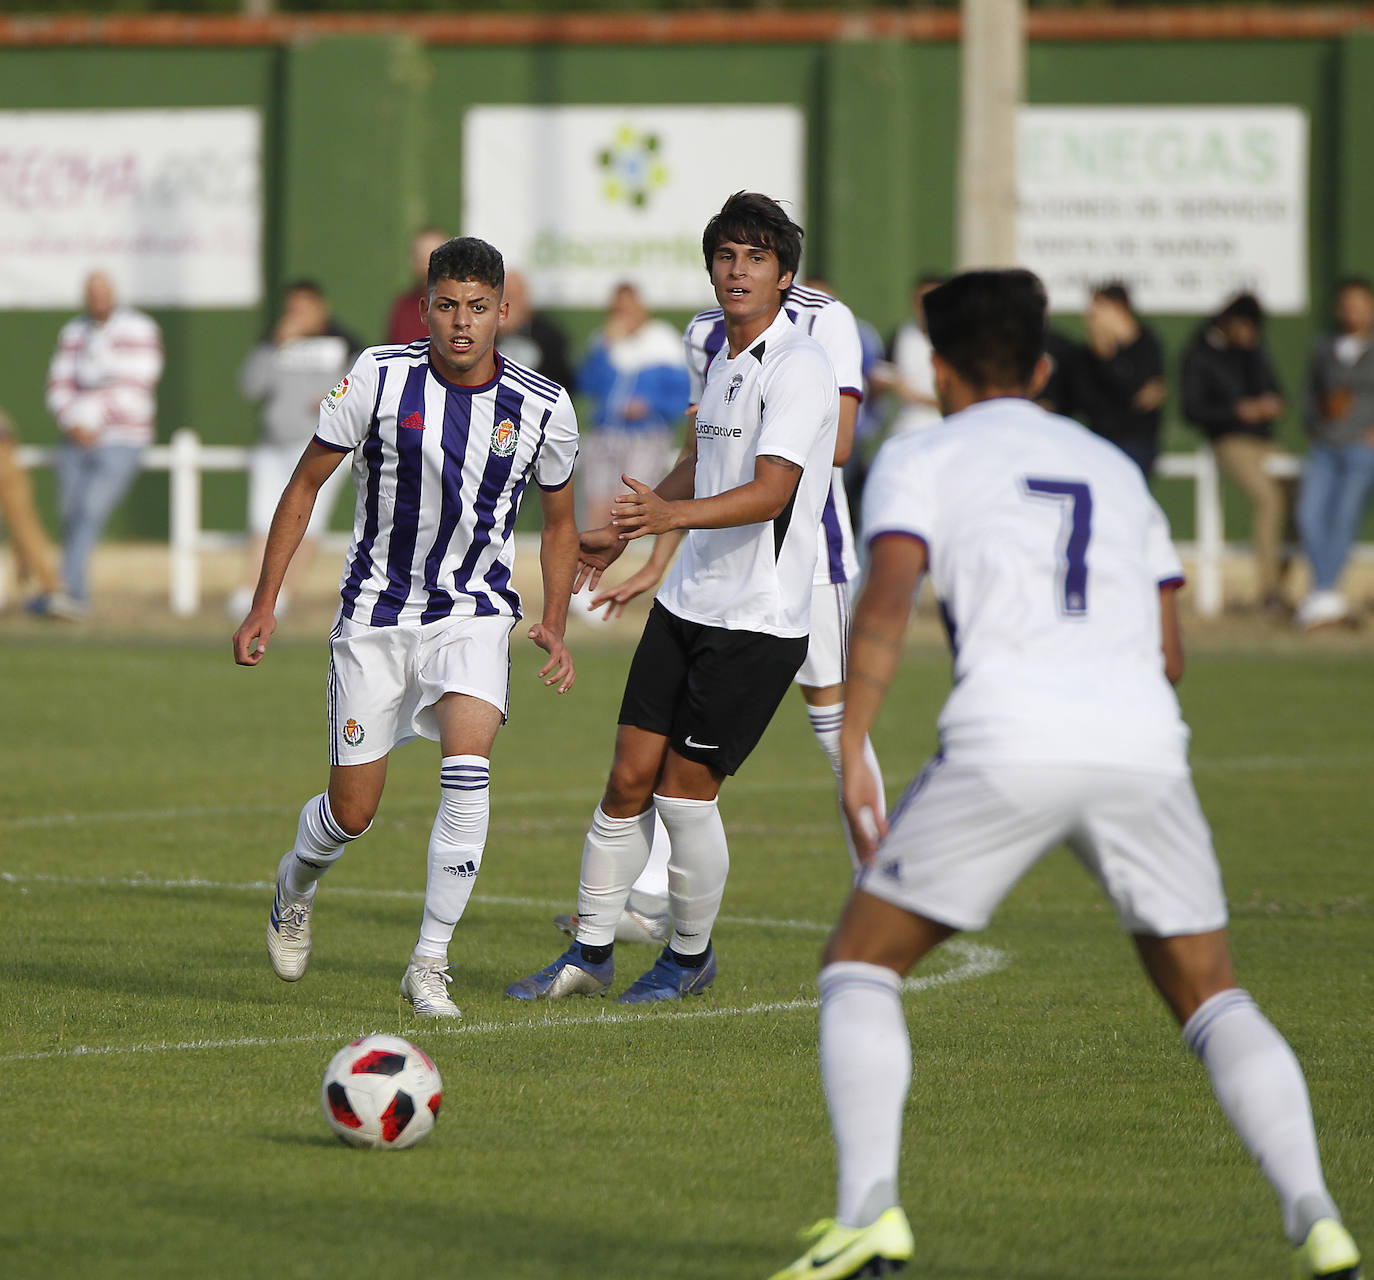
[[321, 1033, 443, 1150]]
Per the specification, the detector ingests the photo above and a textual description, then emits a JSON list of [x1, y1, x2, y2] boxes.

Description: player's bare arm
[[232, 440, 345, 667], [840, 531, 929, 861], [530, 482, 578, 694], [1160, 583, 1185, 684], [611, 452, 800, 540], [832, 393, 859, 468]]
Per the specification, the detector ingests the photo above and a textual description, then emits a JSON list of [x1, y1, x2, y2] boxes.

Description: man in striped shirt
[[37, 270, 164, 620], [233, 237, 580, 1019]]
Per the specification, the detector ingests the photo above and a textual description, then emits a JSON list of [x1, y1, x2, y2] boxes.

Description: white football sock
[[820, 961, 910, 1228], [574, 804, 656, 947], [283, 793, 365, 900], [655, 792, 729, 956], [414, 756, 490, 962], [627, 814, 672, 907], [1182, 987, 1339, 1244], [807, 701, 886, 874]]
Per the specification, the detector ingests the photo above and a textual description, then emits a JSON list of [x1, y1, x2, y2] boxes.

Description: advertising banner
[[0, 108, 262, 309], [1017, 106, 1308, 315], [462, 105, 806, 309]]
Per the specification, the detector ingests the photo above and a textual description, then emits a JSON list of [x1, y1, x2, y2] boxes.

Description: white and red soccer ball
[[321, 1033, 442, 1150]]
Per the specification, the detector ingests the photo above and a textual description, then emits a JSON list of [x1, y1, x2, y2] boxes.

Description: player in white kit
[[233, 237, 580, 1020], [550, 276, 886, 947], [770, 271, 1361, 1280], [508, 192, 839, 1003]]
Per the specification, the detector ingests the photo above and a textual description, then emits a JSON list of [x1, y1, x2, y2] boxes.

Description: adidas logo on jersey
[[442, 860, 477, 878], [400, 412, 425, 431]]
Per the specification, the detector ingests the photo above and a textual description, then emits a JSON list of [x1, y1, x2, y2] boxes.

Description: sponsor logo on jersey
[[696, 420, 743, 440], [723, 372, 744, 404], [491, 417, 519, 457], [342, 718, 365, 746], [400, 411, 425, 431], [322, 374, 351, 416]]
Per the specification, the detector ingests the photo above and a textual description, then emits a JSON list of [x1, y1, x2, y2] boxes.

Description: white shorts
[[859, 758, 1228, 938], [326, 612, 516, 766], [794, 579, 851, 689], [249, 442, 349, 537]]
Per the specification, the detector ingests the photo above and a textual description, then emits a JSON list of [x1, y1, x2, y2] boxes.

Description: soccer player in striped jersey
[[233, 237, 580, 1019], [770, 270, 1361, 1280], [550, 268, 886, 946]]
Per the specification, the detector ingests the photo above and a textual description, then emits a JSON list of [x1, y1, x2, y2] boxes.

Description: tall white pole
[[957, 0, 1026, 269]]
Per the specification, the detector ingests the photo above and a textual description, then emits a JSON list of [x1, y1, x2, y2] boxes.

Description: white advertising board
[[1017, 106, 1308, 314], [0, 108, 262, 309], [462, 105, 805, 309]]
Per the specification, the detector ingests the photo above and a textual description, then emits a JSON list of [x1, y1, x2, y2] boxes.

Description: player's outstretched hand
[[841, 756, 888, 865], [611, 475, 675, 540], [589, 561, 664, 620], [528, 623, 575, 694], [232, 607, 277, 667], [574, 523, 626, 594]]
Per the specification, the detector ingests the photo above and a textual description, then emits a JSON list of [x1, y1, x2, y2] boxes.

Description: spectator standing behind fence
[[575, 281, 690, 529], [1294, 276, 1374, 631], [498, 269, 575, 390], [1075, 282, 1167, 478], [1181, 293, 1290, 613], [31, 270, 163, 620], [228, 281, 360, 619], [874, 273, 944, 436], [385, 227, 449, 345]]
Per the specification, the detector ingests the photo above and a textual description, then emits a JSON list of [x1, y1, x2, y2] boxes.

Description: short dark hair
[[701, 191, 804, 281], [1334, 275, 1374, 297], [427, 237, 505, 293], [923, 269, 1048, 390], [1215, 292, 1263, 326], [283, 278, 325, 298], [1092, 280, 1133, 311]]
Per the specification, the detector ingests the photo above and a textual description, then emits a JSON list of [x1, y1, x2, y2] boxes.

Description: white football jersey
[[862, 397, 1189, 771], [683, 283, 861, 586], [657, 310, 839, 638], [314, 343, 578, 627]]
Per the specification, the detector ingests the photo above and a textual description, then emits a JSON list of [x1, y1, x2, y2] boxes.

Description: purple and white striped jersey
[[313, 342, 578, 628], [683, 283, 863, 587]]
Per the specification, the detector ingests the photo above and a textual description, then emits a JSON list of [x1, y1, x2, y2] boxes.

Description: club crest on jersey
[[723, 373, 744, 404], [322, 375, 350, 416], [342, 718, 365, 746], [491, 417, 519, 457]]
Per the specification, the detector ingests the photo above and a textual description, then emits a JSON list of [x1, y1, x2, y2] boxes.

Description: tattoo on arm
[[759, 454, 802, 474]]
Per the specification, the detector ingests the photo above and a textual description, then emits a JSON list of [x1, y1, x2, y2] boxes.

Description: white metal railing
[[5, 428, 1364, 619]]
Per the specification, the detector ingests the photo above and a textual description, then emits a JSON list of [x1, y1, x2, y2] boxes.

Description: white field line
[[0, 938, 1008, 1065], [3, 754, 1367, 834], [0, 871, 833, 935]]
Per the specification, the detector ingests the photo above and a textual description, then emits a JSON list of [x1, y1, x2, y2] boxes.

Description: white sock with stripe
[[819, 961, 909, 1229], [1182, 987, 1339, 1244], [574, 804, 656, 947], [806, 701, 885, 874], [283, 793, 365, 900], [415, 756, 490, 962], [655, 792, 729, 957]]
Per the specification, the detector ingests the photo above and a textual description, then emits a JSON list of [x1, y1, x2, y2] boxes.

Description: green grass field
[[1, 633, 1370, 1279]]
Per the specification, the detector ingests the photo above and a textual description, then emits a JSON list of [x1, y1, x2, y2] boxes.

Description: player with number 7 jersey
[[771, 270, 1358, 1280]]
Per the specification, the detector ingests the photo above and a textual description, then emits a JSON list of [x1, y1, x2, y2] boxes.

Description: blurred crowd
[[3, 226, 1372, 634]]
